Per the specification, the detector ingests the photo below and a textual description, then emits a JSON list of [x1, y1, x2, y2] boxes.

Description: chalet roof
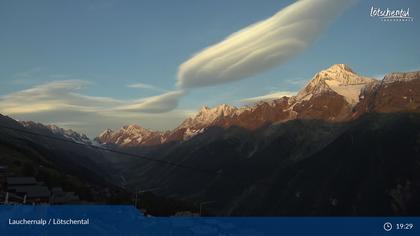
[[52, 192, 79, 203], [51, 187, 64, 193], [6, 177, 37, 185], [14, 186, 50, 198]]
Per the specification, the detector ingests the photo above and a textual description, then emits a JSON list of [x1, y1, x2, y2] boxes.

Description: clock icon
[[384, 222, 393, 232]]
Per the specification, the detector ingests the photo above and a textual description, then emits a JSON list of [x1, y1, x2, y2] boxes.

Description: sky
[[0, 0, 419, 137]]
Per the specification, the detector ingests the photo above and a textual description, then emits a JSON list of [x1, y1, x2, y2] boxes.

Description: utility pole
[[199, 201, 215, 216], [134, 187, 162, 209], [4, 192, 8, 204], [134, 190, 138, 208]]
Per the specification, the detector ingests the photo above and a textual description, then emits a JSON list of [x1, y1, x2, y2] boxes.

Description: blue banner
[[0, 205, 419, 236]]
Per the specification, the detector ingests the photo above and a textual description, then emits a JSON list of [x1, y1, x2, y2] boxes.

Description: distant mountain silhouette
[[0, 114, 129, 203], [122, 113, 420, 215], [96, 65, 420, 147], [2, 65, 419, 215]]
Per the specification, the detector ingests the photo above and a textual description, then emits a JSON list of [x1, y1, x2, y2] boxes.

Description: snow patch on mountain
[[183, 127, 205, 140], [96, 124, 163, 146], [383, 71, 420, 84], [179, 104, 238, 129], [95, 65, 419, 147], [20, 121, 91, 144], [294, 64, 376, 105]]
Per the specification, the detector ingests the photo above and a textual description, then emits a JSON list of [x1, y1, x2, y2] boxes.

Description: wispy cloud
[[127, 82, 167, 92], [0, 80, 191, 136], [285, 77, 309, 86], [144, 0, 356, 112], [117, 90, 186, 113], [0, 80, 185, 115], [1, 0, 357, 135], [177, 0, 356, 89], [238, 91, 296, 105], [0, 80, 124, 114]]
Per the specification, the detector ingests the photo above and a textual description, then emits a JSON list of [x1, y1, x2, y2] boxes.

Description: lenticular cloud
[[117, 90, 186, 113], [177, 0, 356, 89]]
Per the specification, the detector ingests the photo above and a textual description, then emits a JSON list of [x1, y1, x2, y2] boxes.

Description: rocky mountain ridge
[[20, 121, 92, 144], [96, 64, 420, 147]]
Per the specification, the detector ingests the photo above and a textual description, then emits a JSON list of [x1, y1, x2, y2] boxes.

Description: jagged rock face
[[96, 129, 113, 143], [180, 104, 239, 129], [162, 104, 242, 143], [175, 104, 240, 139], [292, 91, 352, 122], [294, 64, 376, 105], [353, 71, 420, 117], [95, 105, 244, 146], [383, 71, 420, 83], [94, 124, 163, 146], [95, 65, 420, 147], [20, 121, 91, 144], [214, 98, 291, 130]]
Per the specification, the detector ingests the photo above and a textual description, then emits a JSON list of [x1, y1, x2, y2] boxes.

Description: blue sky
[[0, 0, 419, 136]]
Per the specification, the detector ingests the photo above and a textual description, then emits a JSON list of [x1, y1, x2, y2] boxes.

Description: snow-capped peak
[[383, 71, 420, 83], [198, 104, 237, 117], [97, 129, 113, 141], [326, 63, 354, 74], [294, 64, 376, 105], [96, 124, 163, 146], [121, 124, 152, 135], [180, 104, 238, 129], [99, 128, 113, 137], [317, 64, 373, 85], [20, 121, 91, 144]]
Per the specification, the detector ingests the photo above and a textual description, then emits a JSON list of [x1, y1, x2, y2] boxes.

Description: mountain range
[[95, 64, 420, 147], [0, 113, 131, 204], [1, 64, 419, 215], [91, 64, 420, 215]]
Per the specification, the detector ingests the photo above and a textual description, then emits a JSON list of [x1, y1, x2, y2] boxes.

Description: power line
[[0, 124, 219, 176], [0, 122, 247, 212]]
